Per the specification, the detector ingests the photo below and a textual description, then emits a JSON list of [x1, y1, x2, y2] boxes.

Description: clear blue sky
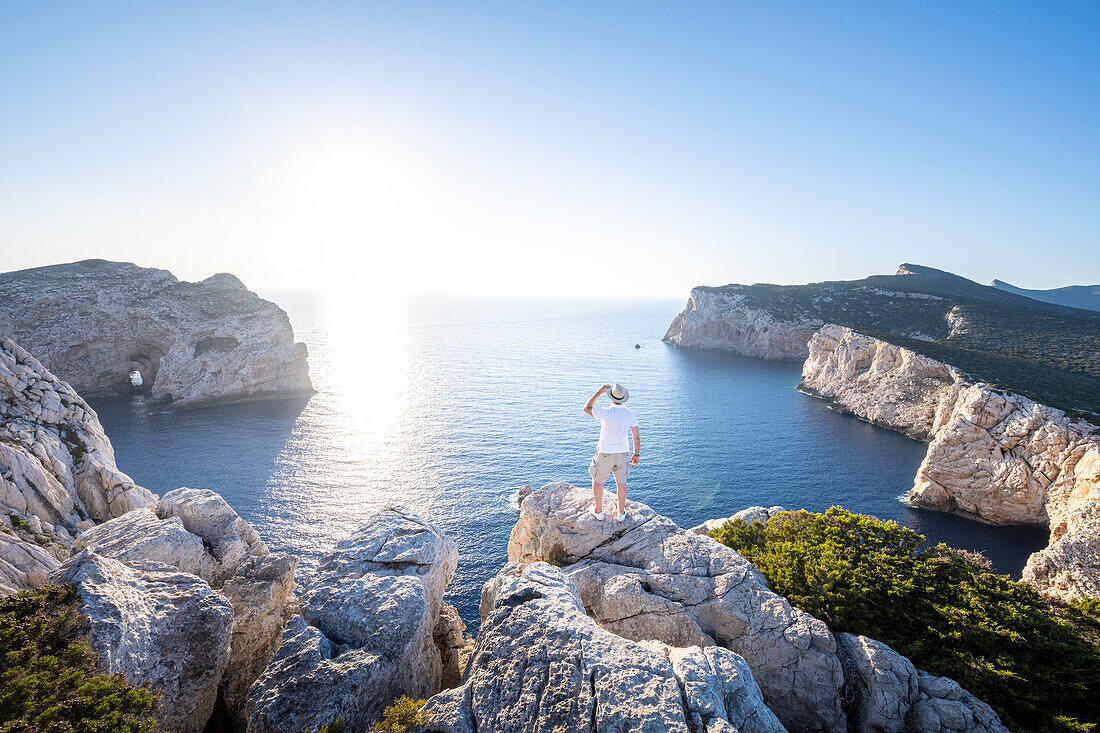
[[1, 2, 1097, 296]]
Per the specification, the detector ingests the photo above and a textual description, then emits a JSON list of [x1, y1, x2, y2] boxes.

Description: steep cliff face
[[664, 287, 823, 359], [797, 325, 1100, 601], [0, 260, 313, 408], [0, 337, 157, 594], [799, 324, 959, 441]]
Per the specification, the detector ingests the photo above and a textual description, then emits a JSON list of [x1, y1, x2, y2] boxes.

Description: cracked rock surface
[[51, 550, 234, 733], [246, 508, 457, 733], [424, 561, 786, 733], [0, 259, 313, 408], [508, 482, 845, 732], [74, 488, 297, 730]]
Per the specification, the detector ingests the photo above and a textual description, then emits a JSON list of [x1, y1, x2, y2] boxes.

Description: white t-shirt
[[591, 404, 639, 453]]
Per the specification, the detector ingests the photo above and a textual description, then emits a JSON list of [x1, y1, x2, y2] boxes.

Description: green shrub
[[370, 696, 430, 733], [315, 719, 346, 733], [711, 507, 1100, 732], [0, 584, 157, 732]]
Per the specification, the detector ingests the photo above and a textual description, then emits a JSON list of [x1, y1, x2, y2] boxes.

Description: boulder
[[52, 550, 234, 733], [425, 561, 786, 733], [0, 260, 313, 408], [246, 508, 458, 733], [836, 633, 1007, 733], [434, 602, 472, 690], [71, 488, 297, 729], [508, 482, 846, 732]]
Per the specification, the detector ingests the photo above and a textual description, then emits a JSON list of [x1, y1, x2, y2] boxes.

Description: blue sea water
[[88, 294, 1048, 630]]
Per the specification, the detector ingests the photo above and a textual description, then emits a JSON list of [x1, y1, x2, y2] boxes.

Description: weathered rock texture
[[0, 259, 313, 408], [509, 482, 844, 732], [246, 508, 458, 733], [799, 325, 1100, 601], [424, 561, 786, 733], [799, 325, 958, 441], [664, 287, 822, 360], [506, 484, 1009, 733], [836, 633, 1007, 733], [52, 550, 234, 733], [1022, 501, 1100, 602], [73, 488, 298, 729], [0, 337, 156, 595]]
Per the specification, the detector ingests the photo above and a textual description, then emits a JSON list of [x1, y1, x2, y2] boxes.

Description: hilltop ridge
[[679, 263, 1100, 418]]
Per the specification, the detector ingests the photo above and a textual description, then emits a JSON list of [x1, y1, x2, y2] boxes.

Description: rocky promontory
[[0, 259, 313, 408], [666, 267, 1100, 604], [664, 287, 823, 359]]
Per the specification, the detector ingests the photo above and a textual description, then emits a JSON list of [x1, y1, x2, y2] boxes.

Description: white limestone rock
[[508, 482, 845, 732], [424, 561, 786, 733], [799, 325, 958, 440], [691, 505, 786, 535], [52, 550, 234, 733], [72, 488, 297, 729], [434, 601, 472, 690], [912, 383, 1100, 529], [1022, 501, 1100, 602], [836, 633, 1007, 733], [246, 508, 458, 733], [0, 260, 313, 409], [0, 337, 156, 596], [664, 288, 822, 360]]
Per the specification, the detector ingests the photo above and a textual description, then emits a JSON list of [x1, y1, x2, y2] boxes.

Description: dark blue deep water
[[88, 294, 1048, 630]]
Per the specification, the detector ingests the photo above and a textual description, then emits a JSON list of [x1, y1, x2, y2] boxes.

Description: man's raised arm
[[584, 384, 611, 416]]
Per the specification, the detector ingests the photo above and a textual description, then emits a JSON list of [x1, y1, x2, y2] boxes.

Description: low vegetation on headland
[[711, 507, 1100, 733], [0, 585, 157, 733], [700, 264, 1100, 421]]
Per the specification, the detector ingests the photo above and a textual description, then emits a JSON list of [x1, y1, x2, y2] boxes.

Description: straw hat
[[609, 383, 629, 403]]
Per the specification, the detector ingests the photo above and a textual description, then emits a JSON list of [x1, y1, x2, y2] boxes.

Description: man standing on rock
[[583, 383, 640, 521]]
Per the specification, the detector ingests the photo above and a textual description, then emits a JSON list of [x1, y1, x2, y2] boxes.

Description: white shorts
[[589, 451, 631, 484]]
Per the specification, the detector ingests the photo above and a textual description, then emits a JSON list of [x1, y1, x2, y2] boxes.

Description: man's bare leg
[[617, 481, 627, 518], [591, 480, 604, 518]]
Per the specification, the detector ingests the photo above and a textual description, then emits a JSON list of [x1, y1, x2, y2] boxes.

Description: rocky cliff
[[1, 337, 156, 594], [666, 274, 1100, 603], [433, 482, 1007, 733], [664, 287, 823, 359], [0, 259, 313, 408]]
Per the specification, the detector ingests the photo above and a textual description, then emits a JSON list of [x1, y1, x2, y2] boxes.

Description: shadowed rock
[[246, 508, 458, 733], [52, 550, 234, 733]]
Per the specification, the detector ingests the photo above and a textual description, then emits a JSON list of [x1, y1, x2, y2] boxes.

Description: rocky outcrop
[[0, 259, 313, 408], [246, 508, 458, 733], [911, 383, 1100, 529], [509, 482, 845, 732], [424, 561, 786, 733], [1022, 502, 1100, 602], [836, 633, 1007, 733], [506, 484, 1010, 733], [664, 287, 822, 359], [72, 487, 298, 729], [799, 325, 958, 441], [0, 337, 156, 595], [52, 550, 235, 733]]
